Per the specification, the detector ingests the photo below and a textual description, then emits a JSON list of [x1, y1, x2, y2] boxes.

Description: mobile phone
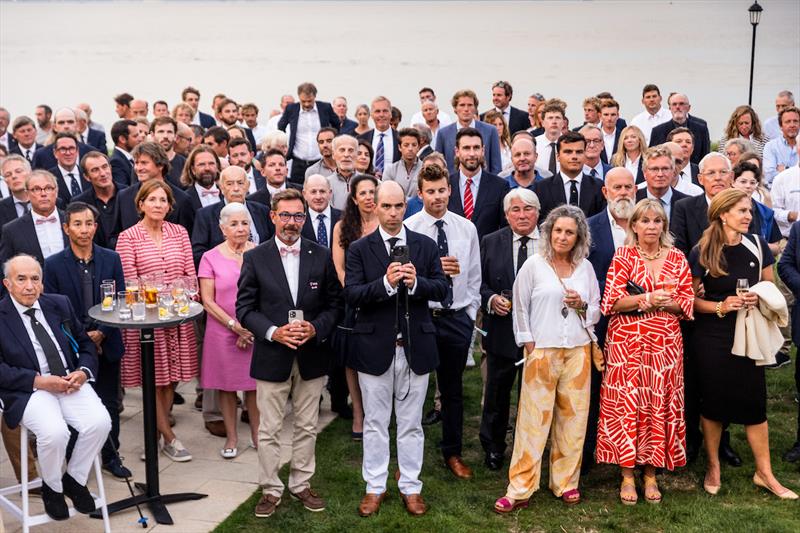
[[288, 310, 304, 323], [390, 244, 410, 264]]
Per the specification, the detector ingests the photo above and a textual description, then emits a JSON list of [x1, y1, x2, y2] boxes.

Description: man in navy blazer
[[109, 120, 142, 186], [0, 255, 110, 520], [43, 202, 130, 479], [180, 86, 217, 129], [480, 81, 530, 135], [649, 93, 710, 165], [345, 181, 448, 516], [300, 173, 341, 247], [31, 109, 94, 170], [446, 127, 510, 240], [436, 89, 502, 175], [598, 100, 623, 165], [533, 131, 607, 223], [333, 96, 358, 135], [357, 96, 401, 177], [777, 221, 800, 463], [635, 145, 690, 220], [48, 134, 91, 206]]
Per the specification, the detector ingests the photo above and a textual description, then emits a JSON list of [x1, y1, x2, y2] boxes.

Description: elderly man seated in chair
[[0, 254, 111, 521]]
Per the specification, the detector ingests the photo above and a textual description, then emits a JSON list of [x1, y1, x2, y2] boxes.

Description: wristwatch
[[226, 319, 236, 330]]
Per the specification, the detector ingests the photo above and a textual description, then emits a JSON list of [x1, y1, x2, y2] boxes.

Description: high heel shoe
[[753, 472, 799, 500]]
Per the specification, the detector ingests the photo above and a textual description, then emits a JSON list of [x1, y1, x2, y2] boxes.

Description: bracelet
[[715, 301, 726, 318]]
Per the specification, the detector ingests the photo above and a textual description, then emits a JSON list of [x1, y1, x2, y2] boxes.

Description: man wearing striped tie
[[358, 96, 399, 179]]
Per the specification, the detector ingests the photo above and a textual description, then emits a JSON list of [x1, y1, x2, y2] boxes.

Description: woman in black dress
[[689, 188, 797, 499]]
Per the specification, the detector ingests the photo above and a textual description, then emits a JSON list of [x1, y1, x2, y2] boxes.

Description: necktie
[[279, 246, 299, 257], [517, 236, 530, 274], [16, 201, 29, 217], [25, 149, 32, 162], [35, 216, 57, 225], [375, 133, 386, 176], [67, 173, 80, 197], [590, 168, 598, 179], [387, 237, 399, 254], [435, 220, 453, 308], [463, 178, 474, 220], [548, 142, 558, 174], [24, 308, 67, 376], [568, 180, 579, 206], [316, 213, 328, 247]]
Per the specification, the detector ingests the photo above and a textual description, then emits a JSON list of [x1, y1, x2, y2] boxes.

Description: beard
[[196, 170, 218, 188], [608, 197, 634, 219]]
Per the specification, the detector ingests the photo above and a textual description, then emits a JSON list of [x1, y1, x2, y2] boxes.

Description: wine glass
[[662, 276, 678, 295], [184, 276, 199, 306], [736, 278, 750, 310]]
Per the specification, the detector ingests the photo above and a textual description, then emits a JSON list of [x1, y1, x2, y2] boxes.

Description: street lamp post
[[748, 1, 763, 106]]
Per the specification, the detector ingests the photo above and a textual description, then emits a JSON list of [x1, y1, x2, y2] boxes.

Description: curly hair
[[538, 205, 591, 268], [338, 174, 379, 251]]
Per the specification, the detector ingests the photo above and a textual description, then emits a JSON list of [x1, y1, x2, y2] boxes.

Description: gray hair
[[332, 134, 358, 151], [74, 108, 88, 122], [503, 188, 540, 212], [698, 151, 731, 173], [26, 169, 58, 189], [260, 130, 288, 151], [777, 90, 795, 103], [218, 201, 251, 227], [2, 154, 32, 173], [412, 123, 432, 145], [725, 138, 755, 154], [3, 254, 41, 279], [538, 205, 591, 268], [578, 124, 602, 136]]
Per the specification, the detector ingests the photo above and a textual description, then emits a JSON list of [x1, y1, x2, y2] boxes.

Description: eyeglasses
[[646, 166, 673, 174], [277, 212, 307, 223], [56, 146, 77, 153], [585, 139, 603, 145], [701, 170, 732, 178], [28, 185, 56, 194]]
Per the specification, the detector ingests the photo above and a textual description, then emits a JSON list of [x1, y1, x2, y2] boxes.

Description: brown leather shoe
[[290, 487, 325, 512], [254, 494, 281, 518], [446, 456, 473, 479], [358, 492, 387, 517], [204, 420, 226, 438], [401, 493, 428, 516]]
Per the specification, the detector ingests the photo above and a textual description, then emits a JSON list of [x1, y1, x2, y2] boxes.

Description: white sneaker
[[162, 438, 192, 462]]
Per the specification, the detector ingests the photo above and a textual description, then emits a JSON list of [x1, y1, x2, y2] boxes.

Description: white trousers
[[21, 385, 111, 492], [358, 346, 429, 495]]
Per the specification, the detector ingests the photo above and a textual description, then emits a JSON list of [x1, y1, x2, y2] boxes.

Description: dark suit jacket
[[85, 128, 107, 154], [344, 228, 448, 376], [0, 293, 98, 428], [49, 165, 90, 206], [0, 210, 68, 265], [301, 207, 341, 247], [778, 222, 800, 346], [198, 111, 216, 129], [166, 154, 186, 190], [417, 145, 434, 161], [447, 171, 510, 240], [43, 245, 125, 363], [116, 180, 195, 237], [533, 173, 607, 223], [479, 227, 522, 358], [599, 127, 622, 165], [649, 116, 711, 165], [481, 106, 530, 135], [245, 182, 303, 207], [31, 142, 93, 171], [110, 148, 134, 186], [0, 196, 23, 228], [635, 187, 689, 217], [435, 121, 502, 175], [278, 101, 339, 159], [237, 237, 342, 382], [70, 184, 125, 249], [586, 209, 617, 346], [251, 168, 266, 191], [357, 129, 401, 167], [339, 118, 358, 135], [9, 143, 43, 159], [670, 194, 708, 255], [689, 163, 700, 186], [191, 200, 274, 267]]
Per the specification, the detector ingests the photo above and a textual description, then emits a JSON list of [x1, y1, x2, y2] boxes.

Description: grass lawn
[[216, 353, 800, 532]]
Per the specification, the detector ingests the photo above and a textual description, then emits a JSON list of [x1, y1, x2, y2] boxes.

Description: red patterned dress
[[595, 246, 694, 470], [116, 221, 198, 388]]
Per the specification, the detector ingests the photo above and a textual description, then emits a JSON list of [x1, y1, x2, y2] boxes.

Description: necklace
[[636, 245, 662, 260], [225, 241, 246, 257]]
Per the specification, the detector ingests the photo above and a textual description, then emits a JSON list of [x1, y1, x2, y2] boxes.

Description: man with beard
[[580, 125, 614, 181], [326, 135, 358, 211], [150, 116, 186, 189], [583, 167, 636, 471], [649, 93, 710, 164], [228, 137, 265, 194], [436, 90, 501, 175], [446, 127, 509, 240], [304, 128, 337, 179], [109, 119, 142, 186], [635, 146, 688, 220], [216, 98, 258, 157], [72, 151, 125, 249], [32, 108, 94, 171], [180, 144, 222, 212], [35, 104, 53, 145], [237, 188, 342, 518], [247, 150, 302, 207], [480, 81, 529, 135], [114, 93, 134, 119]]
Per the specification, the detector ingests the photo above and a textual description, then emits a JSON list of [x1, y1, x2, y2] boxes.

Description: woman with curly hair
[[719, 105, 767, 156]]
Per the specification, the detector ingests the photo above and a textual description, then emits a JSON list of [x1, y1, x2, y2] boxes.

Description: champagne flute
[[736, 278, 750, 310]]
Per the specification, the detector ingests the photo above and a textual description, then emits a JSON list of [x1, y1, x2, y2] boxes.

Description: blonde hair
[[611, 125, 647, 167], [624, 199, 674, 248], [698, 188, 749, 278]]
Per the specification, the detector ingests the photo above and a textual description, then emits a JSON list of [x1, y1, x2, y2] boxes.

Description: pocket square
[[309, 281, 319, 290]]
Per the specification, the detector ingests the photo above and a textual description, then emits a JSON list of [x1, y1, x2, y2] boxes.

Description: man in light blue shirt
[[764, 106, 799, 187], [764, 90, 795, 141]]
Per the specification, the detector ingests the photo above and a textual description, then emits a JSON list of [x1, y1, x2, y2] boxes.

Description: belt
[[431, 307, 464, 318], [395, 338, 405, 347]]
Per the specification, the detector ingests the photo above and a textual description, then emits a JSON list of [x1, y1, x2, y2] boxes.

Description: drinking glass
[[101, 283, 115, 311], [736, 278, 750, 298], [158, 292, 174, 321], [132, 292, 146, 321], [184, 276, 199, 300], [125, 278, 140, 305], [662, 276, 678, 294], [175, 293, 190, 317], [117, 291, 132, 320], [500, 290, 513, 311]]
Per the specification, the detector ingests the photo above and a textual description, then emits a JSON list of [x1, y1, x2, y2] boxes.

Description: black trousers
[[93, 356, 122, 465], [479, 349, 521, 455], [327, 360, 349, 412], [582, 364, 603, 465], [682, 322, 702, 449], [796, 351, 800, 443], [432, 310, 473, 460], [289, 157, 318, 185]]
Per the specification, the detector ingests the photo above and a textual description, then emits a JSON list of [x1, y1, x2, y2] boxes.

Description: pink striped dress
[[116, 221, 198, 387]]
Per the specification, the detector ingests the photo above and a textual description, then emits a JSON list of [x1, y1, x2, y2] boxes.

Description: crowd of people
[[0, 81, 799, 522]]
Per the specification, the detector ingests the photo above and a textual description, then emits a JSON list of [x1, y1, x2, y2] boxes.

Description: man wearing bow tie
[[182, 144, 222, 211], [237, 188, 342, 518]]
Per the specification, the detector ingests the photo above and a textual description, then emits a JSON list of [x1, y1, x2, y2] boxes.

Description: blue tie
[[67, 173, 80, 198], [316, 213, 328, 247], [375, 133, 385, 175]]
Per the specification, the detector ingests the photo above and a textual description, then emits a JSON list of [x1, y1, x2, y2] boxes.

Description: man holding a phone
[[236, 188, 342, 519]]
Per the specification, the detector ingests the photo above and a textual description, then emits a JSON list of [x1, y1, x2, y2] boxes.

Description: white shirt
[[624, 155, 640, 179], [11, 297, 70, 376], [250, 123, 269, 147], [630, 107, 672, 144], [764, 115, 782, 141], [770, 165, 800, 237], [59, 164, 81, 194], [675, 167, 704, 196], [606, 208, 627, 250], [266, 182, 287, 198], [0, 132, 9, 149], [266, 113, 282, 133], [246, 167, 258, 195], [409, 110, 452, 129], [583, 161, 605, 180], [372, 127, 395, 167], [513, 229, 539, 273], [116, 146, 134, 166], [309, 205, 332, 246], [459, 169, 482, 206], [0, 178, 9, 198], [560, 172, 584, 203], [265, 238, 302, 341], [378, 226, 417, 296], [32, 209, 64, 259], [404, 209, 481, 320], [512, 254, 600, 348], [602, 128, 617, 162], [194, 183, 221, 208], [535, 133, 559, 174], [293, 105, 322, 161]]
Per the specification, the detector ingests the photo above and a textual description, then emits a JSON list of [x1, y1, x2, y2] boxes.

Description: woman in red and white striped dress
[[116, 179, 197, 462]]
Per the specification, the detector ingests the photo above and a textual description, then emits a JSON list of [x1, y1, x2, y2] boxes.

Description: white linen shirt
[[770, 165, 800, 237]]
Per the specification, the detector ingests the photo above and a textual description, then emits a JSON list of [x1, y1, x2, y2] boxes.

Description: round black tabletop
[[88, 301, 204, 329]]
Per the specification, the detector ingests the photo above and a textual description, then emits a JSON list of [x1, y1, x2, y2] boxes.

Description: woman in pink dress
[[116, 180, 197, 462], [198, 202, 258, 459]]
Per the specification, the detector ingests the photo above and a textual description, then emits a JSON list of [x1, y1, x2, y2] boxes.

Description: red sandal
[[561, 488, 581, 505], [494, 496, 529, 514]]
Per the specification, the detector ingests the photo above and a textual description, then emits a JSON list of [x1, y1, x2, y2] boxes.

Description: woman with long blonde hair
[[611, 125, 647, 183]]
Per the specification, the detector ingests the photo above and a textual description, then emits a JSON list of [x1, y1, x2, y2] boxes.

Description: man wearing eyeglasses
[[31, 108, 94, 171], [48, 133, 90, 206], [579, 125, 613, 181], [0, 170, 68, 266], [634, 146, 688, 220], [663, 142, 703, 197], [237, 187, 342, 518], [649, 93, 710, 165]]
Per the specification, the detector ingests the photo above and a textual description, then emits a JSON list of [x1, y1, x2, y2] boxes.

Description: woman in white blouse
[[494, 205, 600, 513], [611, 125, 648, 183]]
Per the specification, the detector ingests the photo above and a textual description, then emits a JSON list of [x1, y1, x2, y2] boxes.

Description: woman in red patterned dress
[[116, 179, 198, 462], [596, 199, 694, 505]]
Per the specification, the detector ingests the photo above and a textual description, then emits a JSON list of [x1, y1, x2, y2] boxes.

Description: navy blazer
[[671, 193, 762, 255], [31, 142, 94, 171], [778, 222, 800, 347], [0, 210, 68, 265], [0, 196, 22, 228], [344, 228, 448, 376], [479, 227, 522, 358], [237, 238, 342, 382], [85, 128, 107, 154], [9, 142, 43, 159], [49, 165, 90, 206], [301, 207, 342, 247], [447, 171, 510, 240], [43, 244, 125, 363], [197, 111, 216, 129], [435, 121, 502, 175], [116, 180, 195, 237], [278, 101, 340, 159], [191, 200, 274, 267], [0, 293, 98, 428], [481, 106, 531, 136], [251, 168, 266, 191], [599, 127, 622, 165], [245, 182, 303, 207], [339, 117, 358, 135], [533, 173, 607, 223], [357, 129, 402, 166], [586, 209, 616, 346], [649, 116, 711, 165], [166, 154, 186, 190], [110, 148, 134, 186]]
